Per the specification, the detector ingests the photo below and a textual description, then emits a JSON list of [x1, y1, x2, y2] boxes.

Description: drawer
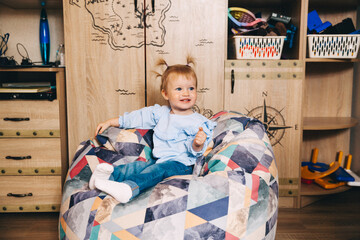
[[0, 176, 62, 212], [0, 99, 59, 134], [0, 138, 61, 175]]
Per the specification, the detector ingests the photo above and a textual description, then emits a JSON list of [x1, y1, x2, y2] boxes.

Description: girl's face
[[161, 74, 197, 115]]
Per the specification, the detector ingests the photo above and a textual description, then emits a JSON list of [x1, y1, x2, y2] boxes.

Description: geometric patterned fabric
[[96, 127, 154, 163], [59, 111, 278, 240]]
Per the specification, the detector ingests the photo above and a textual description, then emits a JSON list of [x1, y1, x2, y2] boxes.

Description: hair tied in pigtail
[[186, 55, 196, 68], [156, 58, 169, 69]]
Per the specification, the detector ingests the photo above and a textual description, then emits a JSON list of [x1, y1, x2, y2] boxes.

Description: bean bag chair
[[59, 111, 278, 240]]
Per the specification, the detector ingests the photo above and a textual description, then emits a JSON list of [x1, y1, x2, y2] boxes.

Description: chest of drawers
[[0, 68, 67, 212]]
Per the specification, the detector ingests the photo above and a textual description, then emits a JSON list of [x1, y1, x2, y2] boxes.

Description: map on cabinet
[[69, 0, 171, 49]]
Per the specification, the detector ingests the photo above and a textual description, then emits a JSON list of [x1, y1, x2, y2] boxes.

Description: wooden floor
[[277, 187, 360, 240], [0, 188, 359, 240], [0, 211, 59, 240]]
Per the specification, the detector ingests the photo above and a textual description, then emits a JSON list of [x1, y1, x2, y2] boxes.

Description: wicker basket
[[233, 36, 285, 59], [308, 34, 360, 59]]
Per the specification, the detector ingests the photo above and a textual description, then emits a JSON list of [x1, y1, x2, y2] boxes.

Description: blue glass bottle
[[40, 2, 50, 65]]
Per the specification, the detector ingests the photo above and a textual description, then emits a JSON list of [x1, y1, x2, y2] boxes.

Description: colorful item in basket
[[228, 9, 297, 50], [228, 7, 260, 27], [307, 10, 332, 34], [228, 7, 267, 35], [268, 13, 291, 25], [267, 13, 297, 49], [308, 10, 356, 35], [321, 18, 356, 34]]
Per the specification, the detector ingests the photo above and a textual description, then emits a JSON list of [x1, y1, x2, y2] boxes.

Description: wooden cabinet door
[[63, 0, 227, 158], [145, 0, 227, 116], [225, 60, 303, 206], [63, 1, 146, 158]]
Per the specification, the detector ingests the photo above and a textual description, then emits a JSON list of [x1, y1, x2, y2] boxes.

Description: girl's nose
[[182, 89, 189, 96]]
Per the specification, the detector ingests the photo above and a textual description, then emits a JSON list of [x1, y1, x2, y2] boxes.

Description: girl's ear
[[161, 89, 169, 100]]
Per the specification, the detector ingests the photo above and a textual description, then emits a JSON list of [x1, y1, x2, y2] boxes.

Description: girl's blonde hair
[[154, 56, 197, 92]]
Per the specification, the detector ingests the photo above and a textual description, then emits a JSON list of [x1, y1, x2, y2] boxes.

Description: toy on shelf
[[301, 147, 318, 184], [301, 148, 340, 180], [331, 152, 355, 182], [302, 149, 358, 189], [314, 151, 347, 189], [345, 154, 360, 187], [315, 175, 346, 189]]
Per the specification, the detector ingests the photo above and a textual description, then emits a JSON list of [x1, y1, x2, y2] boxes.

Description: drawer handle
[[6, 156, 31, 160], [231, 69, 235, 94], [7, 193, 33, 198], [3, 117, 30, 122], [152, 0, 155, 12]]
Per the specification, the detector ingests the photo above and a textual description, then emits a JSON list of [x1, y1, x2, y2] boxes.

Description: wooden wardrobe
[[63, 0, 227, 158]]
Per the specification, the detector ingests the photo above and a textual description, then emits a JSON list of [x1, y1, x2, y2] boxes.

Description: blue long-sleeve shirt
[[118, 104, 216, 166]]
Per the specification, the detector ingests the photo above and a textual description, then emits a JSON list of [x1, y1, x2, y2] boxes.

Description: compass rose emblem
[[246, 99, 292, 146]]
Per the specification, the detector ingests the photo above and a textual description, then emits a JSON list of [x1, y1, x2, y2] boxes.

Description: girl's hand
[[95, 118, 119, 136], [192, 127, 207, 152]]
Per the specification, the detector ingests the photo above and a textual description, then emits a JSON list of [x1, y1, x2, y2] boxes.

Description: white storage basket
[[308, 34, 360, 59], [233, 36, 286, 59]]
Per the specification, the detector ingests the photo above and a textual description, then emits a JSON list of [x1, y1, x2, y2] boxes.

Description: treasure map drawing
[[69, 0, 171, 49]]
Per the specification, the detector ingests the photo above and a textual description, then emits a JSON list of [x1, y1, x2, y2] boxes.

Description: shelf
[[306, 58, 360, 63], [0, 0, 62, 9], [303, 117, 358, 130], [309, 0, 359, 7], [0, 67, 64, 73], [228, 0, 287, 7], [301, 182, 351, 196]]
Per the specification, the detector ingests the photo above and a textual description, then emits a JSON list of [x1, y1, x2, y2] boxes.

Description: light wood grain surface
[[63, 1, 146, 158], [0, 139, 61, 175], [225, 60, 303, 200], [0, 176, 62, 212], [146, 0, 227, 115]]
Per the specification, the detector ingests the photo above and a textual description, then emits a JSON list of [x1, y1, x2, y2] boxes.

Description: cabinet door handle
[[6, 156, 32, 160], [3, 117, 30, 121], [134, 0, 137, 12], [231, 69, 235, 94], [152, 0, 155, 12], [7, 193, 33, 198]]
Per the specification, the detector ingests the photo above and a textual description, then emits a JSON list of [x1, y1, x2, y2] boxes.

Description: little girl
[[89, 56, 216, 203]]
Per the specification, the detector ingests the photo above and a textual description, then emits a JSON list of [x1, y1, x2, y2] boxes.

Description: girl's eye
[[189, 87, 195, 91], [175, 87, 182, 91]]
